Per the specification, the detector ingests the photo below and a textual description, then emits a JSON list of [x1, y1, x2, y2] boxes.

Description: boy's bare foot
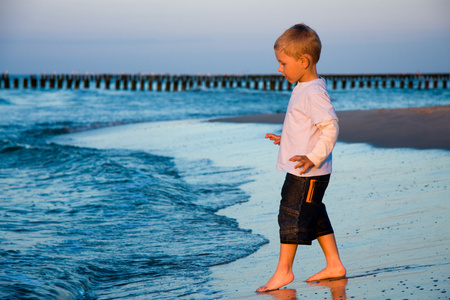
[[306, 265, 346, 282], [256, 271, 295, 292]]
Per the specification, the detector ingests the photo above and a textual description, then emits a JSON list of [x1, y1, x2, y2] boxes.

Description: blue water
[[1, 85, 449, 299]]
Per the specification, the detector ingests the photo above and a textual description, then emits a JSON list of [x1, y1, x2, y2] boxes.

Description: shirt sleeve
[[306, 119, 339, 167]]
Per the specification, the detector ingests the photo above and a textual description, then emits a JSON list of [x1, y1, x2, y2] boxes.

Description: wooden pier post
[[359, 78, 364, 88], [131, 77, 137, 91], [115, 78, 121, 90], [173, 76, 179, 91], [180, 77, 187, 91], [252, 76, 258, 90], [140, 77, 145, 91], [165, 76, 171, 91], [49, 75, 55, 88], [4, 75, 10, 89], [244, 77, 250, 89], [221, 76, 227, 88], [57, 75, 64, 89], [237, 77, 243, 88], [123, 76, 128, 90], [156, 76, 162, 91], [95, 75, 101, 88], [262, 78, 267, 91], [74, 76, 81, 89], [83, 76, 89, 89], [66, 75, 73, 89], [148, 76, 153, 91], [270, 77, 276, 90], [30, 75, 37, 88], [104, 76, 110, 89], [40, 75, 46, 88]]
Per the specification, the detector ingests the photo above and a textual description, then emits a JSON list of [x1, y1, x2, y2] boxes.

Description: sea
[[1, 80, 449, 299]]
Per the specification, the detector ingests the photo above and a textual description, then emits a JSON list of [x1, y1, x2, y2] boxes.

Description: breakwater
[[1, 73, 448, 91]]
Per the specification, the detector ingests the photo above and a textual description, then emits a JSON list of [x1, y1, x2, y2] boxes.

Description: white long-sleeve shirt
[[277, 78, 339, 177]]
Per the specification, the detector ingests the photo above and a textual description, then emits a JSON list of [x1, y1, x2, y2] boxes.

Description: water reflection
[[308, 278, 348, 300], [261, 289, 297, 300], [260, 278, 348, 300]]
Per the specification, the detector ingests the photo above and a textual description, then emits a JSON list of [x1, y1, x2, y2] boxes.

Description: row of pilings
[[0, 73, 449, 91]]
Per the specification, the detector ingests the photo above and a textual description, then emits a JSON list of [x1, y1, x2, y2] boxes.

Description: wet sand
[[53, 106, 450, 299], [209, 105, 450, 298]]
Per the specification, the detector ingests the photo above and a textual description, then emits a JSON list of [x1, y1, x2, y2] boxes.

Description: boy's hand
[[290, 155, 314, 175], [265, 133, 281, 145]]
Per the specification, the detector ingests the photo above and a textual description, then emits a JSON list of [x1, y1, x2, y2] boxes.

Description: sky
[[1, 0, 449, 75]]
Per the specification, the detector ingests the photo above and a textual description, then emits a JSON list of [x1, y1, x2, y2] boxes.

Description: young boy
[[257, 24, 346, 292]]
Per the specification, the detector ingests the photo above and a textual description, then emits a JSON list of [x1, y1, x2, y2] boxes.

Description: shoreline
[[50, 107, 450, 299], [210, 105, 450, 150]]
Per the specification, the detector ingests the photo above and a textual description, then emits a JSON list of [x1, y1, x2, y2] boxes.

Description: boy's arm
[[306, 119, 339, 167]]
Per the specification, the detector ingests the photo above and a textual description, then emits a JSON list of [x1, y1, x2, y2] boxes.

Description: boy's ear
[[300, 55, 311, 69]]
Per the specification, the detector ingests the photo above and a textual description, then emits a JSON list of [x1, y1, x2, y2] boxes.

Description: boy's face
[[275, 49, 306, 83]]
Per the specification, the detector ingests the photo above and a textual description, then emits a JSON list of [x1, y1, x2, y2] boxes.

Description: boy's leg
[[256, 243, 297, 292], [306, 233, 346, 282]]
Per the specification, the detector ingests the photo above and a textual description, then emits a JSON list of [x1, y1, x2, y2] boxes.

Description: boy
[[257, 24, 346, 292]]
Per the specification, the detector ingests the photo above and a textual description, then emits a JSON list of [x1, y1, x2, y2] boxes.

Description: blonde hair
[[274, 23, 322, 64]]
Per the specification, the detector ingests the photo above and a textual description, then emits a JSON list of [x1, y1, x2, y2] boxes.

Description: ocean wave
[[0, 98, 12, 105], [0, 140, 267, 299]]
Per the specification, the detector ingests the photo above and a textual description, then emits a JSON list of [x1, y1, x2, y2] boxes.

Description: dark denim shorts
[[278, 173, 334, 245]]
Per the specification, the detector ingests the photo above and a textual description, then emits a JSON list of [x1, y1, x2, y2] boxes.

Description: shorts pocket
[[305, 179, 329, 206]]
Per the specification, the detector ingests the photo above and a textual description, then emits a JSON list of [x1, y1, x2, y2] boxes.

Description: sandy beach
[[52, 105, 450, 299], [211, 104, 450, 150]]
